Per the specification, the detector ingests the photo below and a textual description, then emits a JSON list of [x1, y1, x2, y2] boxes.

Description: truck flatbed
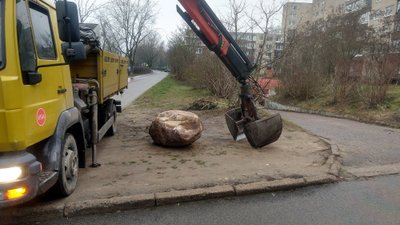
[[70, 50, 128, 103]]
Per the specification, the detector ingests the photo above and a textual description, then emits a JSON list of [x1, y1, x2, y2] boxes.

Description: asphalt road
[[28, 175, 400, 225], [273, 111, 400, 168], [113, 70, 168, 109]]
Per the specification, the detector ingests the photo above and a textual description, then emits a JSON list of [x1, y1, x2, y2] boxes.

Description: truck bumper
[[0, 151, 41, 208]]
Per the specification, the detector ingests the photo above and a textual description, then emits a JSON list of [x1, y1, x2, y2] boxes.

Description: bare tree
[[136, 31, 163, 68], [99, 0, 157, 68], [77, 0, 103, 23], [249, 0, 283, 75], [98, 16, 120, 53], [167, 26, 196, 80], [223, 0, 247, 42]]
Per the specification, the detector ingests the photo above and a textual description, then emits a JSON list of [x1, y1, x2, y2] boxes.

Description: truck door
[[16, 0, 69, 146]]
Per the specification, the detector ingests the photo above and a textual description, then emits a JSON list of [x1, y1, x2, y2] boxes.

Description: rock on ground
[[149, 110, 204, 147]]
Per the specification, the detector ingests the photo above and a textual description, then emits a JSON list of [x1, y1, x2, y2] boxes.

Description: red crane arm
[[178, 0, 230, 56]]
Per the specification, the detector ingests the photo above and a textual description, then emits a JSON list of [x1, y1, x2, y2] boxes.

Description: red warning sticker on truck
[[36, 108, 47, 127]]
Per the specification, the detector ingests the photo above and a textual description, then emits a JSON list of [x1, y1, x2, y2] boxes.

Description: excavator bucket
[[225, 108, 283, 148], [244, 114, 283, 148], [225, 108, 245, 141], [177, 0, 283, 148]]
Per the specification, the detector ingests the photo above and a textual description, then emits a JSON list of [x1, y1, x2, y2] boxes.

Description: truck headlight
[[0, 167, 23, 183]]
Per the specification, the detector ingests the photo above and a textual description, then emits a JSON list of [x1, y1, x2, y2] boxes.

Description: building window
[[360, 12, 370, 24], [384, 5, 394, 17], [345, 0, 368, 13], [371, 9, 384, 20], [383, 25, 390, 33], [398, 0, 400, 14], [267, 53, 272, 60], [392, 40, 400, 51], [395, 22, 400, 32], [195, 48, 203, 55]]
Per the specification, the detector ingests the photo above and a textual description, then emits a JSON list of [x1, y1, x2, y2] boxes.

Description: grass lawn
[[276, 85, 400, 127], [134, 75, 303, 131], [387, 85, 400, 111], [134, 76, 225, 110]]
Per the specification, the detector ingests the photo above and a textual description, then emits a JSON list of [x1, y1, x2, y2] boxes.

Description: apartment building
[[184, 29, 283, 68], [231, 31, 284, 72], [231, 32, 258, 62], [282, 2, 313, 39], [313, 0, 346, 20], [255, 31, 284, 67], [369, 0, 398, 28], [282, 0, 399, 35]]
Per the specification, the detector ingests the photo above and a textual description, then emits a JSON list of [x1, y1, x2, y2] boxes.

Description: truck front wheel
[[53, 133, 79, 197]]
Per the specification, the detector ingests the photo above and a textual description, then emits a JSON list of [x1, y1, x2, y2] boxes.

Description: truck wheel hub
[[65, 149, 78, 179]]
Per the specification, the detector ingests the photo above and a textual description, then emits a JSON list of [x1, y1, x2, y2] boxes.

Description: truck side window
[[29, 2, 56, 59], [16, 0, 36, 72]]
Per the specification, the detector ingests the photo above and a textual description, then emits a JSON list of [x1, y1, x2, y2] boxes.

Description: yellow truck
[[0, 0, 128, 207]]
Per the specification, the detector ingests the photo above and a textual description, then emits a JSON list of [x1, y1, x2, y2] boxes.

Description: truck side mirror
[[61, 42, 87, 63], [25, 71, 42, 85], [55, 1, 80, 42]]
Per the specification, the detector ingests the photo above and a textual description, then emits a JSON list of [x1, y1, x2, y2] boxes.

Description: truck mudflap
[[0, 151, 41, 208]]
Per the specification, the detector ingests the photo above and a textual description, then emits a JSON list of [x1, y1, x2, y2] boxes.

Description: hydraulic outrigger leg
[[177, 0, 283, 148]]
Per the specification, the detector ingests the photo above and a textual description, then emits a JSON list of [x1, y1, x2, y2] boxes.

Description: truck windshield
[[0, 0, 4, 69]]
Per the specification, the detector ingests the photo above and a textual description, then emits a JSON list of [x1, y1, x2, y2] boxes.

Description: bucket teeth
[[225, 108, 283, 148]]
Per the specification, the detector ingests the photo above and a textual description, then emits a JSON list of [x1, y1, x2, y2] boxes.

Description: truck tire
[[53, 133, 79, 197], [106, 104, 117, 136]]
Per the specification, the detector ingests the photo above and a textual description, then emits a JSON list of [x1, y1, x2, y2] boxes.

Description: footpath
[[1, 105, 341, 224]]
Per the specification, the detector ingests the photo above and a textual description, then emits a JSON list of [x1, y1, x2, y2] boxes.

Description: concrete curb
[[344, 163, 400, 179], [5, 175, 339, 224], [266, 101, 400, 129], [64, 194, 155, 217], [315, 138, 343, 178], [234, 178, 306, 195], [155, 185, 235, 206]]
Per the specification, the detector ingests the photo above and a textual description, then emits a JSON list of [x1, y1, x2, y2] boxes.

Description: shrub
[[185, 52, 239, 100], [358, 54, 395, 107]]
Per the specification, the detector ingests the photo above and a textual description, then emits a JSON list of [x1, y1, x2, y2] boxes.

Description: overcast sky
[[155, 0, 312, 42], [85, 0, 312, 43]]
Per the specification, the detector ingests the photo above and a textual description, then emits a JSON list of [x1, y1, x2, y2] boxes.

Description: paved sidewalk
[[1, 107, 340, 224], [114, 71, 168, 109]]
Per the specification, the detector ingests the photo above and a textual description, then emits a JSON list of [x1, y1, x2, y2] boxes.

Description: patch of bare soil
[[66, 105, 333, 202]]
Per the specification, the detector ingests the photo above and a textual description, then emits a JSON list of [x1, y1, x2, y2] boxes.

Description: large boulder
[[149, 110, 204, 147]]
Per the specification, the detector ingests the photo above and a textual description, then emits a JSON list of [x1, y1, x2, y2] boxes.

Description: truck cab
[[0, 0, 126, 207], [0, 0, 76, 207]]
